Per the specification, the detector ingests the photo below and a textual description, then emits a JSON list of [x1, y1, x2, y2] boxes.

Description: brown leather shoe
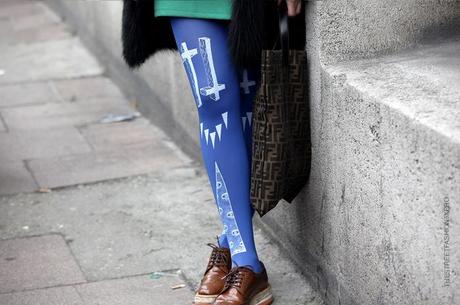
[[214, 261, 274, 305], [194, 242, 232, 305]]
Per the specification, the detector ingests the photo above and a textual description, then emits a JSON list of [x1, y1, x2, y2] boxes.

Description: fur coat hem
[[121, 0, 305, 69]]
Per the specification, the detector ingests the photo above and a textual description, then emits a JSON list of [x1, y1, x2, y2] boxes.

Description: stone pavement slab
[[75, 273, 192, 305], [0, 37, 103, 85], [11, 2, 61, 32], [1, 97, 134, 131], [0, 23, 72, 47], [0, 0, 46, 19], [0, 1, 70, 46], [79, 119, 167, 151], [0, 161, 37, 195], [52, 77, 125, 102], [0, 272, 192, 305], [0, 286, 84, 305], [0, 234, 86, 294], [0, 116, 6, 132], [0, 128, 92, 162], [0, 82, 59, 108], [0, 169, 212, 282], [27, 142, 189, 189], [0, 171, 324, 305]]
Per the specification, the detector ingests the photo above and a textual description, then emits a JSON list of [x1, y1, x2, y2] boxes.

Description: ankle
[[217, 234, 229, 249], [231, 257, 263, 274]]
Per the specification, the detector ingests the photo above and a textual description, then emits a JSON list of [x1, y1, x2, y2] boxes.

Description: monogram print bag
[[250, 5, 312, 217]]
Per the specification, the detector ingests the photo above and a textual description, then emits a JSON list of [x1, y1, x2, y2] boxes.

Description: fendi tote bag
[[250, 5, 311, 217]]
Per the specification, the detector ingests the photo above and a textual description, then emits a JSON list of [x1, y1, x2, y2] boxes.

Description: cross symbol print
[[240, 69, 256, 94], [180, 42, 202, 108], [180, 42, 197, 62], [199, 37, 226, 101]]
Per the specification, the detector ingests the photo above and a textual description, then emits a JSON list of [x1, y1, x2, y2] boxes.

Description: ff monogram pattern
[[251, 49, 312, 216]]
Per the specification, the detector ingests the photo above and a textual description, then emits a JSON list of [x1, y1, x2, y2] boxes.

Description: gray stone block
[[263, 38, 460, 305], [75, 274, 192, 305], [11, 2, 61, 32], [52, 77, 125, 102], [0, 37, 103, 85], [0, 116, 6, 132], [0, 286, 84, 305], [0, 234, 86, 293], [0, 128, 92, 162], [0, 1, 70, 47], [0, 0, 70, 46], [0, 22, 72, 47], [1, 97, 134, 131], [0, 82, 59, 108], [326, 37, 460, 141], [27, 141, 188, 189], [0, 1, 44, 20], [316, 0, 460, 64], [79, 118, 167, 151], [0, 161, 37, 195]]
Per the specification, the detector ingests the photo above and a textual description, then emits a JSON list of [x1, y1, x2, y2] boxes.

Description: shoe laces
[[222, 267, 245, 289], [220, 261, 256, 292], [206, 243, 229, 270]]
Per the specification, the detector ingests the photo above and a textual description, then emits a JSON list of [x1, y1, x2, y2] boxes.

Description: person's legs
[[170, 17, 262, 273]]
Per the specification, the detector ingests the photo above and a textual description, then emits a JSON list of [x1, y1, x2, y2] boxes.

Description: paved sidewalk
[[0, 1, 323, 304]]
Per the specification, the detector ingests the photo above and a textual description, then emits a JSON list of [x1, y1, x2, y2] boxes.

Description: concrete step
[[263, 37, 460, 305], [312, 0, 460, 64], [325, 36, 460, 145]]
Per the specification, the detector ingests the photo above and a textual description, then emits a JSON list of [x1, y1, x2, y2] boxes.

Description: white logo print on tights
[[179, 42, 202, 108], [215, 162, 247, 255], [198, 37, 226, 101]]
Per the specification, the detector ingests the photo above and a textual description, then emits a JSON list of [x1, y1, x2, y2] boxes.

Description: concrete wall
[[45, 1, 460, 304]]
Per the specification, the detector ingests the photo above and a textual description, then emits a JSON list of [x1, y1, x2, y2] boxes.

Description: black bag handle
[[278, 1, 290, 68]]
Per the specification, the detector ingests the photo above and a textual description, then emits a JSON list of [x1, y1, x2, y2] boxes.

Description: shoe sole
[[194, 293, 218, 304], [249, 285, 274, 305]]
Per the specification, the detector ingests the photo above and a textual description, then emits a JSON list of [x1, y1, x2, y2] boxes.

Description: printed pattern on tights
[[215, 161, 246, 254], [171, 18, 260, 264], [180, 36, 249, 255]]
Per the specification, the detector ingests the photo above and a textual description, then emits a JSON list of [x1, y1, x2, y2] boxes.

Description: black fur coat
[[121, 0, 306, 69]]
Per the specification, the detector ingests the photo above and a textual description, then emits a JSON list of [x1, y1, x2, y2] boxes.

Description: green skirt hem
[[154, 9, 231, 20]]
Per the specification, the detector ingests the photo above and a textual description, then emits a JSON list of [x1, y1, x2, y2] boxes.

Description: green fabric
[[154, 0, 232, 20]]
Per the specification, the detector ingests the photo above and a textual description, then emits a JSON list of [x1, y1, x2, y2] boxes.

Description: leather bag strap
[[278, 1, 290, 68]]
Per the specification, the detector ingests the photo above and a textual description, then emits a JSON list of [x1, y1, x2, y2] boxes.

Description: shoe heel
[[250, 285, 274, 305]]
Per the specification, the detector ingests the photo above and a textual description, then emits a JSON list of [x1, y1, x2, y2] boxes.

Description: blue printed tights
[[170, 17, 262, 273]]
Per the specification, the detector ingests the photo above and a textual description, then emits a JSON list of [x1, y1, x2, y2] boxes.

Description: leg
[[170, 17, 262, 273]]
